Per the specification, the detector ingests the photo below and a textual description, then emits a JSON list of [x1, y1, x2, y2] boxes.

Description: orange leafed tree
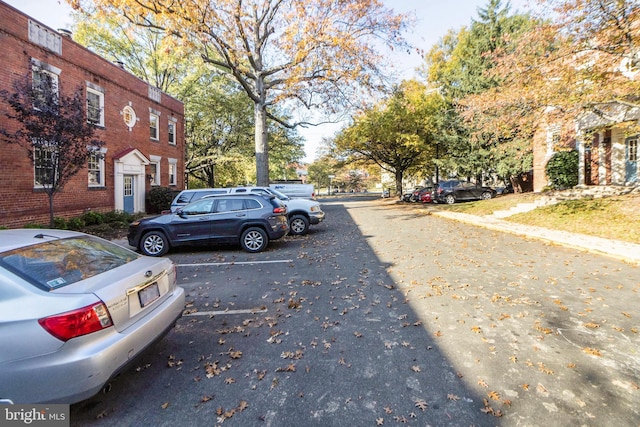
[[461, 0, 640, 145], [69, 0, 411, 186]]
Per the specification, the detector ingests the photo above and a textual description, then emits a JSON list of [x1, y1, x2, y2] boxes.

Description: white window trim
[[168, 158, 178, 186], [546, 124, 561, 157], [31, 61, 60, 110], [149, 109, 161, 141], [149, 155, 161, 186], [629, 137, 638, 162], [86, 83, 105, 127], [88, 147, 107, 187], [168, 118, 177, 145]]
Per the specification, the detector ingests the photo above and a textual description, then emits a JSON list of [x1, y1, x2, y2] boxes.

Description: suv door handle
[[235, 213, 246, 217]]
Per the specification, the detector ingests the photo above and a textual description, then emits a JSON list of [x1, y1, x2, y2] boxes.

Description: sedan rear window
[[0, 236, 139, 290]]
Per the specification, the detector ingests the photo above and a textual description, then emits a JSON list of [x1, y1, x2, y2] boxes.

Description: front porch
[[576, 102, 639, 187]]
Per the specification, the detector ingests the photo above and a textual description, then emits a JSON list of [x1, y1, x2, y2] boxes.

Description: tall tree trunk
[[395, 169, 403, 199], [47, 192, 55, 227], [254, 78, 269, 187]]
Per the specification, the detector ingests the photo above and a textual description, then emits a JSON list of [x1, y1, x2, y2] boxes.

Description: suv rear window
[[0, 236, 138, 290]]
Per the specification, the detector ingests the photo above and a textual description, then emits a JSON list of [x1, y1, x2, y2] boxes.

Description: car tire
[[289, 214, 309, 236], [240, 227, 268, 252], [140, 231, 169, 257], [445, 194, 456, 204], [481, 191, 493, 200]]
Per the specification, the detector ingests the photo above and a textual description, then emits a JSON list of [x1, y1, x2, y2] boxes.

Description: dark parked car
[[405, 186, 432, 202], [495, 183, 514, 195], [401, 189, 415, 202], [0, 229, 185, 404], [128, 194, 290, 256], [433, 180, 497, 204]]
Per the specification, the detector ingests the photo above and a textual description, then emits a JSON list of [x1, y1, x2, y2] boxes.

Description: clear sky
[[4, 0, 533, 161]]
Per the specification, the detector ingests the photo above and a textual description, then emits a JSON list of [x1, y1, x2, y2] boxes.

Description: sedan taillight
[[38, 302, 113, 342]]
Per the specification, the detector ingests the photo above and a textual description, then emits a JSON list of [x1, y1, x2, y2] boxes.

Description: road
[[71, 196, 640, 426]]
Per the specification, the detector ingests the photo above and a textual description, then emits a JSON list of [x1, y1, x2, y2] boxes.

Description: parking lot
[[71, 196, 640, 426]]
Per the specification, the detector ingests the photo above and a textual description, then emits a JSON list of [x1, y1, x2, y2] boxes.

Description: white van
[[269, 183, 315, 199], [170, 188, 230, 212]]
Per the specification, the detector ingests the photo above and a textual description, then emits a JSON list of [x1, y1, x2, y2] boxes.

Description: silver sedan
[[0, 229, 185, 404]]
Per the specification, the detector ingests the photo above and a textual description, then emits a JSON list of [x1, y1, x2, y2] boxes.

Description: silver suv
[[231, 187, 325, 235]]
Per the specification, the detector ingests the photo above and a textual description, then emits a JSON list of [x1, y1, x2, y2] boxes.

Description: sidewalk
[[432, 210, 640, 265]]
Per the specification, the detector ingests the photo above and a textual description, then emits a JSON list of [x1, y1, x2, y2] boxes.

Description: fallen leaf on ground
[[415, 399, 428, 411], [583, 347, 602, 356]]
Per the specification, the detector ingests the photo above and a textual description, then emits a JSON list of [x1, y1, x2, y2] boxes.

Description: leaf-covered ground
[[70, 197, 640, 426], [419, 191, 640, 244]]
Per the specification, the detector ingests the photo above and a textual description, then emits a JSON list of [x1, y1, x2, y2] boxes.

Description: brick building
[[533, 106, 639, 193], [0, 1, 184, 227]]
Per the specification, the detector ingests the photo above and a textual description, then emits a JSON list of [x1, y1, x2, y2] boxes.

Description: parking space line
[[176, 259, 293, 267], [184, 308, 268, 316]]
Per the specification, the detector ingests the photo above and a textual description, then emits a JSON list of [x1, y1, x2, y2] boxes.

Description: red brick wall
[[532, 121, 549, 193], [0, 2, 184, 227]]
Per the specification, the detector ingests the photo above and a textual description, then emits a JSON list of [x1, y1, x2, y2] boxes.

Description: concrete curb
[[432, 210, 640, 265]]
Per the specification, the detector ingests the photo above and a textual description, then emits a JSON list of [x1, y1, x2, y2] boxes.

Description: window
[[629, 138, 638, 162], [86, 85, 104, 126], [34, 145, 57, 187], [168, 158, 177, 186], [215, 198, 246, 213], [123, 176, 133, 197], [87, 150, 105, 187], [149, 155, 161, 186], [182, 199, 214, 215], [245, 199, 261, 210], [168, 120, 176, 145], [123, 105, 136, 128], [150, 113, 159, 140], [32, 65, 59, 110], [0, 235, 137, 291], [546, 124, 561, 155]]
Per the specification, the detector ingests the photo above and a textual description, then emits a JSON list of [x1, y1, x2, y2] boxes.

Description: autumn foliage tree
[[424, 0, 538, 185], [0, 73, 104, 226], [69, 0, 411, 187], [462, 0, 640, 156], [71, 10, 191, 95], [334, 80, 446, 196]]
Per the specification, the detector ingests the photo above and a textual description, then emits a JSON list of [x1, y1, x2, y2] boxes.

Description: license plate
[[138, 282, 160, 307]]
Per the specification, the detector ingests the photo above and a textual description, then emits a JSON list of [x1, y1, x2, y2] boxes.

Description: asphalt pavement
[[87, 196, 639, 426], [112, 203, 640, 265]]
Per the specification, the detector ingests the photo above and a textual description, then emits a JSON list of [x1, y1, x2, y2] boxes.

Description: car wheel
[[445, 194, 456, 204], [481, 191, 493, 200], [241, 227, 268, 252], [289, 214, 309, 236], [140, 231, 169, 257]]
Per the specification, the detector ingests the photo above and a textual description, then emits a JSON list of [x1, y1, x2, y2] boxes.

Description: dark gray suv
[[128, 194, 289, 256], [434, 180, 496, 204]]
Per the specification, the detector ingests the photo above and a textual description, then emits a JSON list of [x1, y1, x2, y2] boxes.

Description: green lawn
[[430, 192, 640, 244]]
